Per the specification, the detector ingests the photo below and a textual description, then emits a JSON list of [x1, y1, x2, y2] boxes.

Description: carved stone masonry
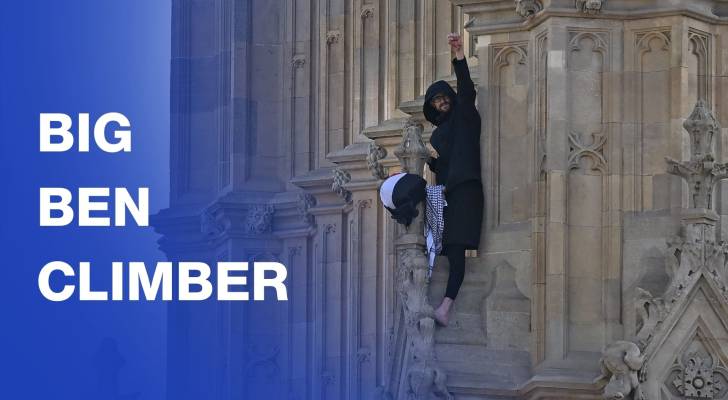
[[666, 100, 728, 210], [667, 352, 728, 399], [600, 102, 728, 400], [576, 0, 605, 14], [514, 0, 542, 18], [360, 5, 375, 19], [657, 102, 728, 307], [331, 167, 352, 203], [296, 193, 316, 225], [325, 30, 341, 45], [291, 54, 306, 69], [201, 208, 226, 237], [393, 120, 453, 400], [594, 341, 646, 400], [367, 142, 388, 180], [634, 287, 667, 347], [568, 131, 607, 173], [245, 204, 275, 234]]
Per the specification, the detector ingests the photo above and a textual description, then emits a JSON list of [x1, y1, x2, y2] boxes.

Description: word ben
[[40, 187, 148, 226]]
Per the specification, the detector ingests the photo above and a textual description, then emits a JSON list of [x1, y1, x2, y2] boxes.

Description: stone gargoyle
[[594, 341, 646, 400]]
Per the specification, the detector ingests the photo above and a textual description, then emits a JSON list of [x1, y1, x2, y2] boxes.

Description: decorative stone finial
[[395, 119, 429, 176], [666, 101, 728, 210], [684, 100, 719, 162]]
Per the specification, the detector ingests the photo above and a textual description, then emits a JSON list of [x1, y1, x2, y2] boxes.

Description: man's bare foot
[[434, 297, 454, 327]]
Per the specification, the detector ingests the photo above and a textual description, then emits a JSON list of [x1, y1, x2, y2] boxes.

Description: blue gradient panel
[[0, 1, 170, 399], [0, 2, 306, 400]]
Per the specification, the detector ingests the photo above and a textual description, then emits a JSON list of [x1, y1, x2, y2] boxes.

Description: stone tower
[[153, 1, 728, 399]]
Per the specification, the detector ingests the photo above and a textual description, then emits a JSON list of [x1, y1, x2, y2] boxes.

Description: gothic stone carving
[[568, 131, 607, 173], [291, 54, 306, 68], [514, 0, 542, 18], [606, 102, 728, 400], [635, 287, 667, 348], [367, 142, 388, 180], [201, 208, 226, 237], [325, 30, 341, 45], [657, 224, 728, 310], [394, 121, 452, 400], [667, 352, 728, 399], [331, 167, 352, 203], [395, 119, 430, 175], [245, 204, 275, 234], [397, 249, 452, 400], [296, 193, 316, 225], [666, 101, 728, 210], [595, 341, 646, 400], [656, 102, 728, 309], [360, 5, 375, 19], [576, 0, 604, 14]]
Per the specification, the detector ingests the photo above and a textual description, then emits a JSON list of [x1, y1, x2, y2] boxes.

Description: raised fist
[[447, 33, 463, 52]]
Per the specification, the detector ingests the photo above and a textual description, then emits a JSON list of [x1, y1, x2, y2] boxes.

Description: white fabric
[[426, 231, 436, 274], [424, 184, 446, 279], [379, 172, 406, 209]]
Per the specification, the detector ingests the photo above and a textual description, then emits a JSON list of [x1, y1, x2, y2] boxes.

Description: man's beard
[[435, 109, 451, 124]]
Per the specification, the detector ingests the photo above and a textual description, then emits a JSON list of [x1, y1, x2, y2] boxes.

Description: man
[[424, 33, 483, 327]]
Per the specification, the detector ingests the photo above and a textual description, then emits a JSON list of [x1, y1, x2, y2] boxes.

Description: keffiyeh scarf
[[424, 185, 446, 279]]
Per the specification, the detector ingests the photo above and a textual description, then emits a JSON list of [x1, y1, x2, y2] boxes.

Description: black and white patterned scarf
[[425, 184, 446, 279]]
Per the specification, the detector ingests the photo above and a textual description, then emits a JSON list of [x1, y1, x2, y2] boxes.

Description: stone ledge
[[454, 0, 728, 36]]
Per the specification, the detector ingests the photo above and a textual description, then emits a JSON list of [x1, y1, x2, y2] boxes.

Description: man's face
[[430, 93, 451, 113]]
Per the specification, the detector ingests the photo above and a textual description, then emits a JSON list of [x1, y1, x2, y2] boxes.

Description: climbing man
[[424, 33, 483, 327]]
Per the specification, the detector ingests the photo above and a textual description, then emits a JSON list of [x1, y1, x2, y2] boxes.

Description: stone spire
[[657, 100, 728, 309], [392, 119, 453, 400], [598, 102, 728, 400]]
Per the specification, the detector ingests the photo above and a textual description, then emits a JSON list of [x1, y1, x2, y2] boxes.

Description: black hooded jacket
[[424, 57, 481, 193]]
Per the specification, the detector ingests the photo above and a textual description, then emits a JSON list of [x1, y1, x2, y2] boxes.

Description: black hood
[[423, 80, 457, 126]]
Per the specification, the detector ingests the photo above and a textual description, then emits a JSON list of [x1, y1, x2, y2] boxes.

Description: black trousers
[[444, 244, 466, 300]]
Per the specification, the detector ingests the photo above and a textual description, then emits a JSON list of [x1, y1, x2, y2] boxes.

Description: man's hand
[[448, 33, 465, 60], [426, 143, 439, 159]]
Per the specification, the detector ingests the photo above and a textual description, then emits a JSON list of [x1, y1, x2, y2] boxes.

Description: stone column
[[392, 120, 452, 400]]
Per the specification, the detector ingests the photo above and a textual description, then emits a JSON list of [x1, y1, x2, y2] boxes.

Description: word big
[[40, 112, 131, 152]]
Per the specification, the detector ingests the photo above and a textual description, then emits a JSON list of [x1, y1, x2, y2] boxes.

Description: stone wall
[[153, 0, 728, 399]]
